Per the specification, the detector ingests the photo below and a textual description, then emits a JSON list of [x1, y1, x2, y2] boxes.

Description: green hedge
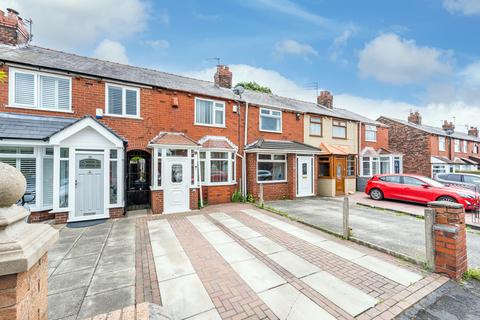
[[456, 170, 480, 175]]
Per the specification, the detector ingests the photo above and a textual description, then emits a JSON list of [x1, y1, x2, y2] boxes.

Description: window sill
[[332, 136, 347, 140], [194, 123, 226, 129], [104, 114, 143, 120], [257, 180, 287, 184], [260, 129, 282, 134], [365, 139, 377, 142], [200, 182, 237, 186], [309, 134, 323, 137], [6, 105, 74, 113]]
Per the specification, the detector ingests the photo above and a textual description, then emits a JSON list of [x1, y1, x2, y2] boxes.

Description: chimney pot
[[442, 120, 455, 133], [317, 90, 333, 109], [408, 111, 422, 125], [214, 65, 232, 89], [468, 126, 478, 137]]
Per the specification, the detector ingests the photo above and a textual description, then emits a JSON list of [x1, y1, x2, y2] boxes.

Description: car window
[[446, 174, 461, 182], [463, 175, 480, 184], [379, 176, 401, 184], [402, 176, 425, 186]]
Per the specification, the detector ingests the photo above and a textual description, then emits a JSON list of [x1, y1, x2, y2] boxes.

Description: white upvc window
[[194, 97, 225, 127], [474, 144, 479, 154], [365, 125, 377, 142], [463, 140, 468, 153], [360, 155, 402, 176], [257, 153, 287, 183], [260, 108, 282, 133], [309, 117, 322, 136], [105, 83, 140, 117], [454, 139, 460, 152], [439, 137, 446, 151], [9, 67, 72, 112]]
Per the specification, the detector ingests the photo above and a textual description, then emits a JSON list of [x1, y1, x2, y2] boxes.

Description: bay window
[[332, 119, 347, 139], [0, 146, 36, 204], [365, 125, 377, 142], [361, 156, 402, 176], [210, 152, 228, 183], [106, 84, 140, 117], [195, 98, 225, 127], [9, 68, 71, 111], [260, 108, 282, 132], [257, 154, 286, 182]]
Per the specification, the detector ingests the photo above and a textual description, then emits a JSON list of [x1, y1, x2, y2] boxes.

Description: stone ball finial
[[0, 162, 26, 207]]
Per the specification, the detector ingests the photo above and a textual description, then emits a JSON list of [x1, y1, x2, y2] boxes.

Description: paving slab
[[187, 309, 222, 320], [151, 238, 185, 256], [160, 273, 215, 320], [54, 254, 97, 275], [154, 250, 195, 282], [48, 287, 87, 320], [229, 225, 262, 239], [246, 236, 286, 255], [259, 283, 336, 320], [288, 228, 327, 244], [87, 268, 135, 295], [48, 268, 93, 294], [201, 230, 235, 244], [211, 241, 255, 263], [77, 286, 135, 319], [314, 240, 367, 261], [302, 271, 378, 317], [65, 241, 104, 258], [230, 258, 286, 293], [267, 250, 320, 278], [353, 255, 423, 286]]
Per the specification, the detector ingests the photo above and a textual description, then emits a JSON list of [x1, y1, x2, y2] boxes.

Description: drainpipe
[[196, 150, 203, 208], [243, 102, 249, 198], [123, 141, 128, 215]]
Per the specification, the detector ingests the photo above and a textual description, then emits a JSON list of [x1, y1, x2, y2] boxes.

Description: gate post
[[0, 163, 58, 319], [428, 201, 468, 281], [343, 196, 350, 239]]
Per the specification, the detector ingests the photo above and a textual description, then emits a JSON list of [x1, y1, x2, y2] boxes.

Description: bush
[[246, 193, 255, 203], [231, 189, 244, 202], [456, 170, 480, 175]]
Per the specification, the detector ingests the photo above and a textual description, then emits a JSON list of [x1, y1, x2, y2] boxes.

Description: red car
[[365, 174, 479, 210]]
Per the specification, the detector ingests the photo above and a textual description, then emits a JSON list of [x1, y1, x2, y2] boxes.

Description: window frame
[[454, 139, 460, 152], [256, 153, 287, 183], [332, 119, 347, 139], [347, 155, 356, 177], [364, 125, 377, 142], [105, 83, 141, 118], [439, 136, 446, 152], [462, 140, 468, 153], [309, 117, 322, 137], [8, 67, 72, 112], [194, 97, 226, 128], [259, 108, 282, 133]]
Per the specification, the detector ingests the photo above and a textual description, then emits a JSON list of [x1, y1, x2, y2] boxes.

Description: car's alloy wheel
[[437, 196, 457, 203], [370, 189, 383, 200]]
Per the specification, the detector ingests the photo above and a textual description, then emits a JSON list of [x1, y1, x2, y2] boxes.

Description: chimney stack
[[468, 126, 478, 137], [442, 120, 455, 133], [214, 65, 232, 89], [317, 90, 333, 109], [0, 8, 30, 46], [407, 111, 422, 125]]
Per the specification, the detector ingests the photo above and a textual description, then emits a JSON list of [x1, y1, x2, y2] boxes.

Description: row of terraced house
[[0, 8, 478, 223]]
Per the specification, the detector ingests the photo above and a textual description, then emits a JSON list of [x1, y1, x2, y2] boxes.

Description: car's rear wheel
[[369, 188, 384, 200], [437, 196, 457, 203]]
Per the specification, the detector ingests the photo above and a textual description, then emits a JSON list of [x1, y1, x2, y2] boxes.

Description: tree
[[235, 81, 272, 94]]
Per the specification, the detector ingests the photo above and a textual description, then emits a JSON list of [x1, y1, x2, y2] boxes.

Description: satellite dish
[[233, 85, 245, 96]]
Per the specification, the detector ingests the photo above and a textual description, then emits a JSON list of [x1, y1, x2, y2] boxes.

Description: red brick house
[[378, 112, 480, 178], [0, 9, 336, 222]]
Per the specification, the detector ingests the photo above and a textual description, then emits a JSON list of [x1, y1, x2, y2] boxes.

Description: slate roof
[[380, 117, 480, 142], [0, 112, 126, 142], [333, 108, 388, 127], [245, 139, 321, 153], [0, 45, 359, 120], [0, 112, 77, 140]]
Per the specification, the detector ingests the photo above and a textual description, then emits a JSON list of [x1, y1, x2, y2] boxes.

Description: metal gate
[[126, 150, 151, 210]]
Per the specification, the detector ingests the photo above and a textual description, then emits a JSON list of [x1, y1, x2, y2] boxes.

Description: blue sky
[[4, 0, 480, 130]]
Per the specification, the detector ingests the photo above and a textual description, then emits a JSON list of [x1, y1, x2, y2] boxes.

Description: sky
[[2, 0, 480, 132]]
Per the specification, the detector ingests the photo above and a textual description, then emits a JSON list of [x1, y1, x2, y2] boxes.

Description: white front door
[[75, 153, 105, 219], [164, 158, 190, 214], [297, 156, 314, 197]]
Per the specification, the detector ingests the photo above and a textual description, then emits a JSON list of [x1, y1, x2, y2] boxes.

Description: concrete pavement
[[266, 197, 480, 268]]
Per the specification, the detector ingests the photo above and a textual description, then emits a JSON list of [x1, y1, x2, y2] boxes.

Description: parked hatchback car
[[365, 174, 479, 210], [434, 173, 480, 191]]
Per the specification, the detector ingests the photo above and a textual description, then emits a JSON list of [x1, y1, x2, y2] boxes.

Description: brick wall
[[362, 125, 389, 150], [190, 188, 199, 210], [109, 207, 125, 219], [430, 134, 480, 160], [150, 190, 163, 215], [54, 212, 68, 224], [0, 9, 29, 46], [378, 117, 431, 176], [28, 210, 55, 223], [202, 185, 237, 204], [0, 254, 48, 320]]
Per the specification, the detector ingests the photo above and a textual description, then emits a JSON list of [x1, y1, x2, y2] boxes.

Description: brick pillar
[[287, 154, 296, 199], [428, 201, 468, 281], [0, 162, 58, 320]]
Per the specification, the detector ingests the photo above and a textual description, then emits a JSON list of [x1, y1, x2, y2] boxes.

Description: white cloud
[[2, 0, 149, 50], [329, 27, 356, 63], [145, 39, 170, 49], [240, 0, 333, 27], [275, 40, 318, 57], [358, 33, 452, 85], [193, 12, 222, 21], [94, 39, 129, 64], [460, 61, 480, 86], [443, 0, 480, 15], [186, 64, 480, 131]]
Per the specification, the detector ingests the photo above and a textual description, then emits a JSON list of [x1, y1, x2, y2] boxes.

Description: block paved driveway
[[48, 203, 448, 320]]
